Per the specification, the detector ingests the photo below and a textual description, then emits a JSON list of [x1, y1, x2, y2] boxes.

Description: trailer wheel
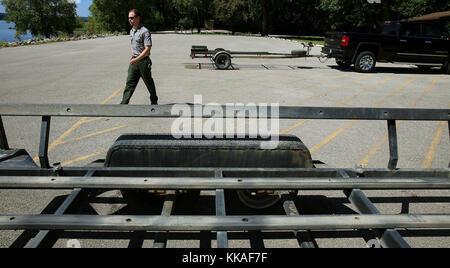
[[236, 191, 280, 210], [214, 53, 232, 70], [355, 51, 376, 73]]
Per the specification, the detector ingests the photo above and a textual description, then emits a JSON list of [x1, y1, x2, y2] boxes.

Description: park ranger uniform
[[121, 24, 158, 105]]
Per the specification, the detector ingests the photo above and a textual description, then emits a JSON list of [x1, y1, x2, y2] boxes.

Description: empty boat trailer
[[0, 104, 449, 248]]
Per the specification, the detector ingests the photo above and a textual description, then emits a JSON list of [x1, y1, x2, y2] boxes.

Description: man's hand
[[130, 47, 150, 66], [130, 58, 139, 65]]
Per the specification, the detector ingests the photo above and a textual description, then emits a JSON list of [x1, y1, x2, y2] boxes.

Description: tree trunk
[[197, 11, 202, 33], [261, 1, 268, 36]]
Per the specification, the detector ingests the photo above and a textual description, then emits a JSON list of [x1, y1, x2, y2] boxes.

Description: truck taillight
[[341, 36, 349, 47]]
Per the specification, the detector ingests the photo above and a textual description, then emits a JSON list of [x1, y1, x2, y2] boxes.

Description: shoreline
[[0, 33, 124, 48]]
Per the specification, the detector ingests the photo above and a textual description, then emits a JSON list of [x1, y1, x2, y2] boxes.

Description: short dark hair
[[129, 9, 141, 17]]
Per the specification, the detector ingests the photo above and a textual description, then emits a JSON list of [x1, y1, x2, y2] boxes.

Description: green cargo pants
[[121, 58, 158, 105]]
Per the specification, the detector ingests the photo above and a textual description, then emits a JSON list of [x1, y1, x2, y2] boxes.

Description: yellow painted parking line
[[58, 121, 143, 146], [337, 75, 396, 106], [279, 75, 375, 135], [200, 72, 307, 101], [267, 73, 325, 89], [310, 120, 358, 153], [295, 75, 368, 106], [61, 149, 109, 167], [101, 86, 124, 104], [358, 77, 441, 167], [373, 76, 417, 108], [422, 121, 447, 168], [307, 76, 417, 154], [280, 120, 310, 135], [81, 117, 105, 124], [32, 117, 86, 163], [359, 132, 390, 168], [411, 77, 439, 108], [219, 75, 290, 102], [293, 74, 353, 106], [226, 74, 352, 136], [32, 85, 125, 163], [242, 74, 360, 134]]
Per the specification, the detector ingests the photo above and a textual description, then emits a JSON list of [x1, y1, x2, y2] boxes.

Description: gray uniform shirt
[[130, 25, 152, 58]]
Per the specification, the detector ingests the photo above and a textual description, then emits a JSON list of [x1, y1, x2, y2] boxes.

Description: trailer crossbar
[[0, 175, 449, 190], [2, 214, 450, 232]]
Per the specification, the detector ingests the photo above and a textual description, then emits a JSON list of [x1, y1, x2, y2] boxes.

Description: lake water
[[0, 20, 34, 42]]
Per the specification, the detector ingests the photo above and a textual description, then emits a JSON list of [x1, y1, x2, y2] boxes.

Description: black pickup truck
[[322, 21, 449, 73]]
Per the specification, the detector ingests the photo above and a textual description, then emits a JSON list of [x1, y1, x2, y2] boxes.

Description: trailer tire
[[106, 134, 312, 211], [214, 52, 232, 70], [355, 51, 377, 73]]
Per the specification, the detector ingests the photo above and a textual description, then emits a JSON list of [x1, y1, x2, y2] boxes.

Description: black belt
[[133, 56, 150, 60]]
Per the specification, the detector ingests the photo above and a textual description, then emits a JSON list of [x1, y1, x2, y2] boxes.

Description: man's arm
[[130, 46, 151, 65]]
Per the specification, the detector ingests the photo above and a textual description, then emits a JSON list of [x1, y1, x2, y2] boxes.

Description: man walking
[[121, 9, 158, 105]]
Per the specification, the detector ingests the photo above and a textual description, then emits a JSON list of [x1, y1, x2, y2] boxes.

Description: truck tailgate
[[324, 31, 345, 48]]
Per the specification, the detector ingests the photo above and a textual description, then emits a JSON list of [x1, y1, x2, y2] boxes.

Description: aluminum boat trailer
[[0, 104, 449, 248], [190, 43, 326, 70]]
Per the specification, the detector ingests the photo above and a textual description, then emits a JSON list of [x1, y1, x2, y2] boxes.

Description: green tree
[[84, 0, 450, 37], [319, 0, 382, 31], [245, 0, 272, 36], [89, 0, 129, 33], [389, 0, 449, 20], [212, 0, 251, 33], [90, 0, 181, 33], [172, 0, 212, 32], [2, 0, 78, 38], [319, 0, 449, 32], [264, 0, 328, 35]]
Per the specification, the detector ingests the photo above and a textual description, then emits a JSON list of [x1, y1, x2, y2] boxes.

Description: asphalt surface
[[0, 34, 449, 248]]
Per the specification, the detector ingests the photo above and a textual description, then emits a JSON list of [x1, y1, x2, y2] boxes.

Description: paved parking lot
[[0, 34, 449, 248]]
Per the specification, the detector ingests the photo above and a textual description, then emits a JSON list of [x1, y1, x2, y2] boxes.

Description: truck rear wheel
[[355, 51, 376, 73], [443, 62, 450, 74]]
